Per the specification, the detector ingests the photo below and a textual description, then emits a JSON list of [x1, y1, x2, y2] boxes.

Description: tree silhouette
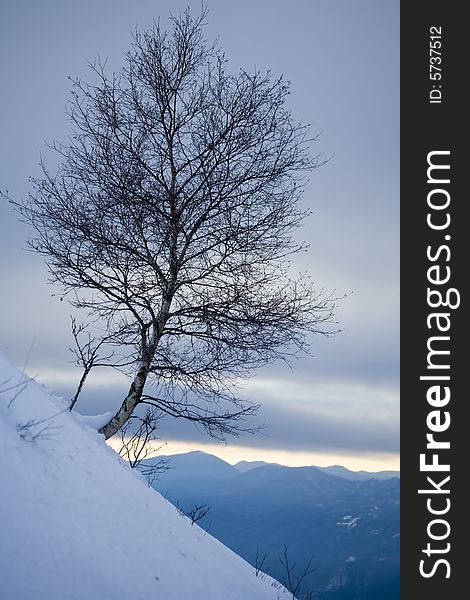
[[10, 8, 336, 440]]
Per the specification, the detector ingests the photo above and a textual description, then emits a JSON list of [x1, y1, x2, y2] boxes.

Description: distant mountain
[[234, 459, 399, 481], [156, 451, 240, 500], [319, 465, 400, 481], [149, 452, 400, 600], [234, 459, 277, 472], [161, 450, 238, 482]]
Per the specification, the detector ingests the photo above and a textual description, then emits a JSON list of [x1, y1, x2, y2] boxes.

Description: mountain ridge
[[148, 450, 400, 600], [159, 450, 400, 481]]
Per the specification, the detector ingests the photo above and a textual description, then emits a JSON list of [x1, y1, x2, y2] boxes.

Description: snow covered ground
[[0, 354, 289, 600]]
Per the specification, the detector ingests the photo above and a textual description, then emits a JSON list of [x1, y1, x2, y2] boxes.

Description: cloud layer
[[0, 0, 399, 466]]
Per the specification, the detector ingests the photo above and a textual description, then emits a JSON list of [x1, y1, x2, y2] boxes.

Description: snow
[[0, 355, 289, 600], [336, 515, 360, 528], [72, 410, 114, 430]]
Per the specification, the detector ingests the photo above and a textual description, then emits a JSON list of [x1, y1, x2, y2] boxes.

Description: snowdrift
[[0, 355, 289, 600]]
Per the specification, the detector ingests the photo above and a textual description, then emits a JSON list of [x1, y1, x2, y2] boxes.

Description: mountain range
[[234, 459, 399, 481], [148, 451, 400, 600]]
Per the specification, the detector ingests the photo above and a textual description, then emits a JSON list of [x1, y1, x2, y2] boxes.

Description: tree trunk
[[99, 307, 169, 439], [99, 366, 148, 440]]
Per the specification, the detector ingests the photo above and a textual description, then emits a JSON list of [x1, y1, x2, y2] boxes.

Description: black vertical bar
[[401, 2, 466, 598]]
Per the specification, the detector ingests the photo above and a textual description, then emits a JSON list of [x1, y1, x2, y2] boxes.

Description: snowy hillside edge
[[0, 354, 290, 600]]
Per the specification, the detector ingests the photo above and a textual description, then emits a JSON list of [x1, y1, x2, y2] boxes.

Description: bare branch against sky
[[0, 0, 399, 469]]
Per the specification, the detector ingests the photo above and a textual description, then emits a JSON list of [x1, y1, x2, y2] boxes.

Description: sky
[[0, 0, 399, 470]]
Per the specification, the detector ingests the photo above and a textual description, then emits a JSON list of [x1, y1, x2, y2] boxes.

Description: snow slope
[[0, 355, 289, 600]]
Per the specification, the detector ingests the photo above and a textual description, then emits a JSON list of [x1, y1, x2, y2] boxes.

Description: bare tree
[[68, 317, 115, 411], [184, 502, 211, 526], [254, 547, 270, 578], [9, 7, 337, 440], [279, 544, 317, 600], [118, 407, 168, 485]]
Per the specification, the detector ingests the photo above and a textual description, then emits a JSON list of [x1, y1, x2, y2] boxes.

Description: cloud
[[151, 376, 400, 455], [0, 0, 399, 467], [29, 364, 398, 457]]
